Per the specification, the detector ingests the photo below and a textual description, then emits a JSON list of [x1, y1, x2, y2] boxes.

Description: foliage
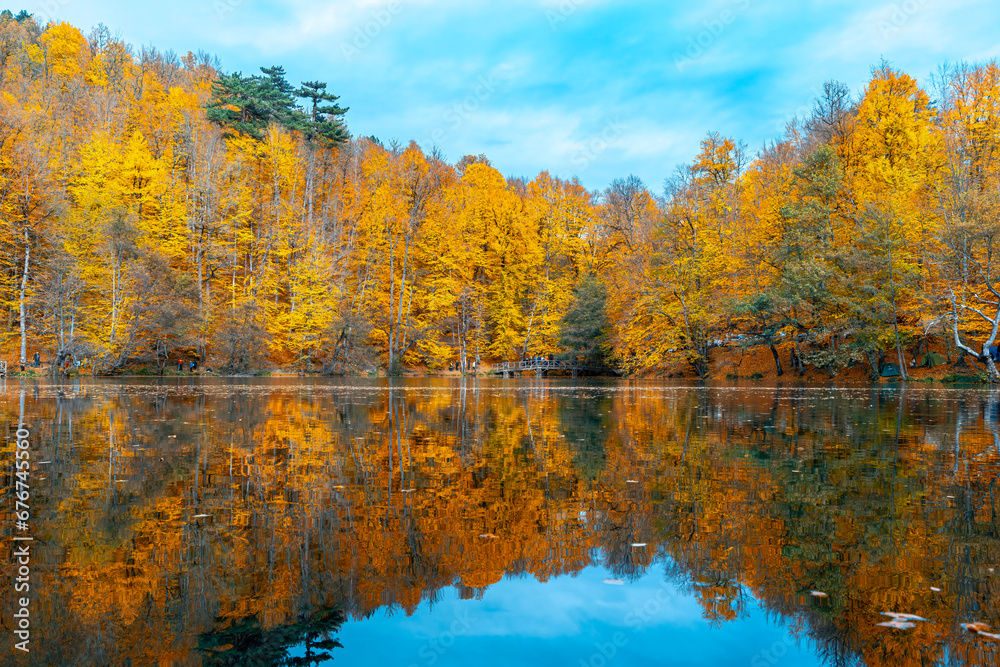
[[2, 18, 1000, 378], [198, 609, 344, 667], [559, 273, 610, 364]]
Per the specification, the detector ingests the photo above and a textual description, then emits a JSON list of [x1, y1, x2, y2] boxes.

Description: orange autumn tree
[[840, 63, 939, 379], [608, 135, 743, 377], [521, 172, 594, 358], [934, 62, 1000, 380], [450, 162, 544, 362]]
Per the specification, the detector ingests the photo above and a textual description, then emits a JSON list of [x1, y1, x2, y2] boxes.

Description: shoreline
[[6, 341, 993, 384]]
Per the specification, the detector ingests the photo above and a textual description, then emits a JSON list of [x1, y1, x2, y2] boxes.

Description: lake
[[2, 378, 1000, 666]]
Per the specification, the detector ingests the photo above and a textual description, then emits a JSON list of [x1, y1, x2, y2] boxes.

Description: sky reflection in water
[[329, 564, 820, 667]]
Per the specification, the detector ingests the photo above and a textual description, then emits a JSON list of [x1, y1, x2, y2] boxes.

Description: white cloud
[[46, 0, 1000, 190]]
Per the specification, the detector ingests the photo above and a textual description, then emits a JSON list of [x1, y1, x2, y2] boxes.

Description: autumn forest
[[3, 13, 1000, 379]]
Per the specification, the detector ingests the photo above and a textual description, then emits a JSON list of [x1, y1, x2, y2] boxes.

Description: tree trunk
[[388, 235, 395, 370], [948, 288, 1000, 383], [887, 245, 909, 380], [400, 284, 413, 357], [792, 341, 806, 376], [862, 348, 880, 381], [829, 335, 838, 378], [769, 342, 784, 377], [987, 355, 1000, 383], [394, 238, 410, 368], [19, 229, 29, 365]]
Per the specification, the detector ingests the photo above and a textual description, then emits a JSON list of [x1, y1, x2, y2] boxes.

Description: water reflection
[[2, 379, 1000, 665]]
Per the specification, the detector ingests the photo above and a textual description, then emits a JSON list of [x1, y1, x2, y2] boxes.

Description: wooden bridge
[[492, 359, 617, 378]]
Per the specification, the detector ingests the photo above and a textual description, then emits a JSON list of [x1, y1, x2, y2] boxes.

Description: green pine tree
[[559, 274, 610, 365], [299, 80, 350, 146]]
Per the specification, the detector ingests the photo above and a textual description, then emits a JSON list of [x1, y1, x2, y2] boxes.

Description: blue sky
[[34, 0, 1000, 192]]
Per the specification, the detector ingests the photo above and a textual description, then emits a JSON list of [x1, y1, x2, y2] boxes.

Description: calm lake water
[[2, 378, 1000, 666]]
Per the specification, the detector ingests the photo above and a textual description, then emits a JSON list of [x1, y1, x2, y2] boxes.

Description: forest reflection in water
[[1, 378, 1000, 666]]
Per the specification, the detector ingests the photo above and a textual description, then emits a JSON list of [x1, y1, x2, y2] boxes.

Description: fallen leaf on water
[[883, 612, 929, 622], [810, 591, 828, 598], [878, 621, 916, 630], [963, 622, 992, 633], [602, 579, 625, 585]]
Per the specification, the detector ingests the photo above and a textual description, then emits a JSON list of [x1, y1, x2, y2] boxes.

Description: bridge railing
[[493, 359, 612, 374], [494, 359, 571, 372]]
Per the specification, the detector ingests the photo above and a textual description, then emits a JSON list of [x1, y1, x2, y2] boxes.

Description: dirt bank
[[662, 339, 989, 383]]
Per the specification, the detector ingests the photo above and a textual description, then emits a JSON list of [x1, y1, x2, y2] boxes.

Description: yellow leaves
[[38, 22, 87, 82], [848, 64, 937, 201], [269, 240, 338, 361], [21, 43, 42, 65], [693, 132, 738, 187], [606, 137, 741, 374], [417, 336, 454, 368], [166, 85, 202, 126], [84, 52, 108, 87], [61, 130, 185, 361], [67, 130, 169, 246], [5, 20, 608, 373], [69, 131, 119, 198], [451, 163, 540, 358], [121, 131, 163, 200]]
